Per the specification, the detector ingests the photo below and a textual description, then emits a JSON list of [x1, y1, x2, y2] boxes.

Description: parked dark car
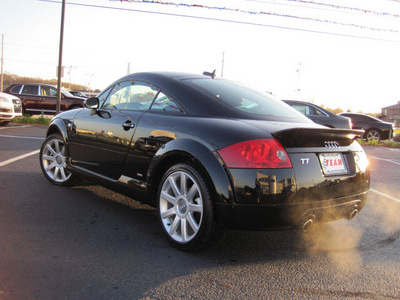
[[283, 100, 352, 129], [70, 91, 88, 98], [339, 112, 395, 142], [39, 72, 370, 250], [4, 83, 85, 116]]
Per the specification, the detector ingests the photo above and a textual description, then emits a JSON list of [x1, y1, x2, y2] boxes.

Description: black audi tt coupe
[[39, 72, 370, 250]]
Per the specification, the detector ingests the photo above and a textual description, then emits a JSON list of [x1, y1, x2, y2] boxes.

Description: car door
[[346, 115, 365, 130], [68, 80, 158, 179], [19, 85, 41, 113], [39, 85, 59, 113], [121, 91, 185, 183]]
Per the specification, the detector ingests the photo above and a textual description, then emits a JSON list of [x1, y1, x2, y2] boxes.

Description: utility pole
[[296, 62, 302, 95], [1, 34, 4, 92], [221, 51, 225, 78], [56, 0, 66, 115], [67, 65, 76, 89]]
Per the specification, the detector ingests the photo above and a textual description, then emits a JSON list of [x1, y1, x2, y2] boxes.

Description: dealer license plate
[[319, 153, 347, 175]]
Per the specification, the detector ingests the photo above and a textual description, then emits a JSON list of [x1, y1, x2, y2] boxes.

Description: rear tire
[[157, 163, 225, 250], [365, 129, 381, 142], [40, 133, 75, 186]]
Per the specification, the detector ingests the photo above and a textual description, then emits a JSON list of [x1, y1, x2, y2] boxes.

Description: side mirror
[[84, 97, 100, 109]]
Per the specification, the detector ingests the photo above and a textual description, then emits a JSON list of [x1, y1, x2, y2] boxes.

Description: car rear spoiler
[[272, 128, 364, 148]]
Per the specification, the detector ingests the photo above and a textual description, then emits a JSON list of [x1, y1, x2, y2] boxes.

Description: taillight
[[217, 138, 292, 169]]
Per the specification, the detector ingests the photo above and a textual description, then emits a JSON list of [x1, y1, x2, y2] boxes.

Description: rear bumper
[[216, 192, 368, 230]]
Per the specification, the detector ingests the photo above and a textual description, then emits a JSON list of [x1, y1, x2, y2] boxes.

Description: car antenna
[[203, 70, 216, 79]]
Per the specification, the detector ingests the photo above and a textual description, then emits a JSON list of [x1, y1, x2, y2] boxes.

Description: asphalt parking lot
[[1, 124, 400, 299]]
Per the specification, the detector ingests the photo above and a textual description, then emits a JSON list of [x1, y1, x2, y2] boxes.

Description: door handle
[[122, 121, 135, 130]]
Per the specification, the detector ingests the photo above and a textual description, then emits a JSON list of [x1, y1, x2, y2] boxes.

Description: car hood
[[0, 92, 20, 101]]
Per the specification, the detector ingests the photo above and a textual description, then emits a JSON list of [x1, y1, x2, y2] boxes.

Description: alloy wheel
[[366, 130, 381, 142], [159, 170, 203, 243], [41, 136, 72, 183]]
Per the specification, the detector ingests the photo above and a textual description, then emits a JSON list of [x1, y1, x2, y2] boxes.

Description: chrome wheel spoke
[[45, 143, 57, 156], [169, 176, 180, 196], [161, 191, 176, 205], [53, 166, 60, 180], [180, 172, 187, 196], [45, 162, 56, 172], [186, 184, 197, 202], [169, 216, 180, 236], [187, 213, 200, 233], [189, 202, 202, 213], [161, 207, 175, 219], [181, 219, 188, 242]]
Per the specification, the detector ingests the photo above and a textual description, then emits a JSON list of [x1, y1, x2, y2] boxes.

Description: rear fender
[[148, 138, 234, 205]]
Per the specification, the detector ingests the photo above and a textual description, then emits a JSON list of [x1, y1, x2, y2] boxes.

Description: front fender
[[46, 117, 70, 145], [148, 138, 234, 205]]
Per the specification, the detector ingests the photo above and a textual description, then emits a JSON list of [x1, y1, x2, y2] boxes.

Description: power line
[[38, 0, 400, 43], [250, 0, 400, 18], [112, 0, 399, 32]]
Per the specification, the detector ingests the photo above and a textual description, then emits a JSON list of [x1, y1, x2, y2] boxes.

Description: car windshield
[[187, 78, 307, 120], [61, 88, 75, 98]]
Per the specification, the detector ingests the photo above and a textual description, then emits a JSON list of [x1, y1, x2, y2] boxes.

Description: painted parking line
[[0, 125, 32, 130], [0, 150, 40, 167], [0, 134, 45, 140], [370, 189, 400, 204], [367, 155, 400, 166]]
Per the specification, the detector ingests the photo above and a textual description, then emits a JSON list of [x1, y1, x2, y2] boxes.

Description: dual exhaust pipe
[[301, 205, 359, 232]]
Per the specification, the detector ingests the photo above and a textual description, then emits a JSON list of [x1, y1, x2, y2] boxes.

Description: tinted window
[[188, 79, 303, 119], [41, 86, 57, 97], [10, 85, 22, 94], [102, 81, 158, 111], [21, 85, 39, 95], [98, 87, 112, 105], [344, 114, 364, 122], [150, 92, 183, 114]]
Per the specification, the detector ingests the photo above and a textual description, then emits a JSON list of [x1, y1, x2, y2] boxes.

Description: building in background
[[381, 101, 400, 127]]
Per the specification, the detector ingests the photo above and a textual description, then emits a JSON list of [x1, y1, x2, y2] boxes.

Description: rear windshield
[[186, 78, 308, 120]]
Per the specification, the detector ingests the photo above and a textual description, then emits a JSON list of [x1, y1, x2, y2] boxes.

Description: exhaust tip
[[349, 209, 359, 220], [302, 216, 315, 232]]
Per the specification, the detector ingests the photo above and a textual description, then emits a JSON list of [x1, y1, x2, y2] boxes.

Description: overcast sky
[[1, 0, 400, 113]]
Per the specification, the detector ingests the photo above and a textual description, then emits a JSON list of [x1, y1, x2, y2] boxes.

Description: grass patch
[[359, 139, 400, 148], [12, 116, 51, 125]]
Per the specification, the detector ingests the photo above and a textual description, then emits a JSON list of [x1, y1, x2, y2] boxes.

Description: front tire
[[157, 163, 225, 250], [40, 133, 75, 186]]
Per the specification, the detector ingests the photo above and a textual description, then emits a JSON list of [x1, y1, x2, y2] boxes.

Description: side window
[[49, 86, 58, 96], [97, 87, 112, 105], [11, 85, 22, 94], [102, 81, 158, 111], [41, 86, 57, 97], [41, 86, 50, 96], [150, 92, 183, 114], [292, 104, 308, 115], [312, 107, 326, 116], [21, 85, 39, 95]]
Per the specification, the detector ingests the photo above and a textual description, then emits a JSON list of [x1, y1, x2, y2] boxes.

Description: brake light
[[217, 138, 292, 169]]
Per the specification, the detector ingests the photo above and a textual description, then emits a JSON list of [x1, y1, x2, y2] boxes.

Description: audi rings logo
[[324, 141, 340, 148]]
